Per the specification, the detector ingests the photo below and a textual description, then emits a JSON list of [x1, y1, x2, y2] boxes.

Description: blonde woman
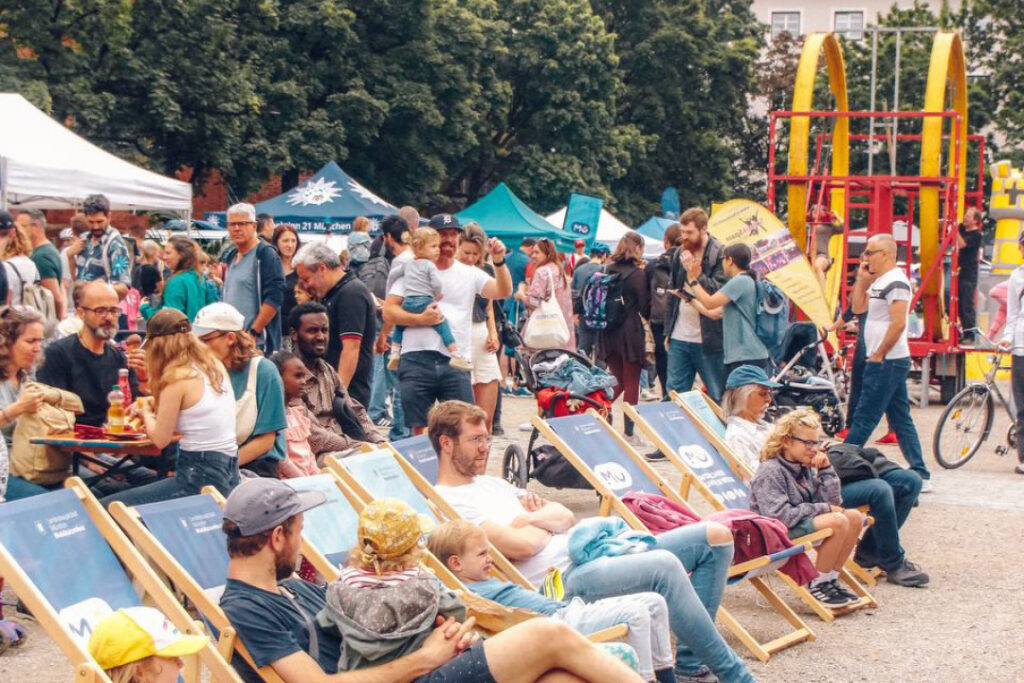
[[2, 223, 41, 306], [749, 407, 864, 607], [458, 222, 501, 431], [100, 308, 239, 507]]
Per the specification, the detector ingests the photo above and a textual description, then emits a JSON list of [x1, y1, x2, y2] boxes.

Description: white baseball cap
[[192, 302, 245, 338]]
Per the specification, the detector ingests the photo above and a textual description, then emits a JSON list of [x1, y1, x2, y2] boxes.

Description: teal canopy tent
[[457, 182, 577, 251], [636, 216, 677, 241]]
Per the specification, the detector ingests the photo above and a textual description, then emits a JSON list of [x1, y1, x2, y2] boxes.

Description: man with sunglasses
[[843, 234, 930, 487]]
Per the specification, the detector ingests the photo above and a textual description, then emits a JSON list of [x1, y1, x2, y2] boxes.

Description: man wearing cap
[[567, 239, 589, 275], [18, 208, 66, 318], [293, 242, 377, 408], [65, 194, 132, 295], [220, 478, 647, 683], [222, 202, 286, 355], [383, 214, 512, 435]]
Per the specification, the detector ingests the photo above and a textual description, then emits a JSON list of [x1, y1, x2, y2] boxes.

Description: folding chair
[[0, 478, 243, 683], [664, 390, 881, 589], [531, 411, 828, 663], [108, 493, 285, 683], [325, 450, 627, 643], [627, 393, 880, 612]]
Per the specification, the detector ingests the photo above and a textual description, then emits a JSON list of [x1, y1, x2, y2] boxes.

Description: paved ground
[[3, 383, 1023, 683]]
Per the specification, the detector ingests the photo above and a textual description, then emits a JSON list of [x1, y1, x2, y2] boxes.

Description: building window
[[835, 11, 864, 40], [770, 11, 801, 40]]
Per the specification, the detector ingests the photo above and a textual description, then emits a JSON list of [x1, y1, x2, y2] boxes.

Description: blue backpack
[[581, 270, 627, 332], [753, 278, 789, 351]]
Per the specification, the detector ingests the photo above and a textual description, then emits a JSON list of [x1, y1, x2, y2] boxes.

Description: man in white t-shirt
[[430, 400, 755, 683], [383, 214, 512, 434], [844, 234, 929, 481]]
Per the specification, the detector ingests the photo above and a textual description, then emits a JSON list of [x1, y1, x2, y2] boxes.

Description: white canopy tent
[[546, 206, 662, 258], [0, 94, 191, 213]]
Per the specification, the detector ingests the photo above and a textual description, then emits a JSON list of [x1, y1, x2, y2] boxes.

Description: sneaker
[[920, 479, 934, 493], [640, 388, 659, 401], [826, 579, 860, 603], [373, 415, 393, 429], [1015, 463, 1024, 475], [885, 559, 930, 587], [645, 450, 667, 462], [808, 580, 857, 607], [875, 430, 898, 445], [448, 356, 473, 372], [491, 424, 505, 437], [675, 667, 718, 683], [624, 432, 645, 448], [834, 428, 849, 440], [518, 421, 533, 433]]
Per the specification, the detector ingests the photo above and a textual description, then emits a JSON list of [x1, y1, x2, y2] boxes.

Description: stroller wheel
[[502, 444, 529, 489], [0, 628, 10, 656]]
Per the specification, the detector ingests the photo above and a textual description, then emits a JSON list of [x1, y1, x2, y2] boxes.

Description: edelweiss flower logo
[[286, 178, 343, 206], [347, 180, 392, 207]]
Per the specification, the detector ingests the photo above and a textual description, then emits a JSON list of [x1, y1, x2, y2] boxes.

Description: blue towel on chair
[[567, 517, 656, 565]]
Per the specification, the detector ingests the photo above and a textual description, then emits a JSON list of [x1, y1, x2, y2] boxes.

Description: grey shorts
[[413, 641, 496, 683]]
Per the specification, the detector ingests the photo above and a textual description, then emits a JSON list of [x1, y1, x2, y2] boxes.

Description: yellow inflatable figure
[[989, 160, 1024, 274]]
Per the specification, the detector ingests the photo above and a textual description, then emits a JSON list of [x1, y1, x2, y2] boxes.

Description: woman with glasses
[[749, 407, 864, 607], [720, 365, 781, 475]]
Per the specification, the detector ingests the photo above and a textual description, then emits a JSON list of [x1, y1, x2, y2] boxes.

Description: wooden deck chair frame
[[323, 454, 628, 644], [0, 478, 244, 683], [662, 390, 882, 590], [109, 491, 285, 683], [530, 410, 831, 663], [356, 442, 535, 590]]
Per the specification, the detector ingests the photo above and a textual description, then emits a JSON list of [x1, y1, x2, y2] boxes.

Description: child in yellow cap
[[88, 606, 209, 683], [317, 498, 466, 671]]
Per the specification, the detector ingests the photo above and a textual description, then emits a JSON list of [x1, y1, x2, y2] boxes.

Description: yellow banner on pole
[[709, 199, 835, 339]]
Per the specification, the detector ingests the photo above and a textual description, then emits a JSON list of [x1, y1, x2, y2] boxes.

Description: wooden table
[[31, 432, 178, 489]]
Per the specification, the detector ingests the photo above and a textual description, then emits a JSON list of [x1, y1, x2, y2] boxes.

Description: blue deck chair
[[282, 474, 361, 575], [532, 411, 824, 663], [109, 494, 285, 683], [662, 390, 881, 591], [0, 479, 242, 683], [390, 434, 440, 484], [325, 450, 627, 642]]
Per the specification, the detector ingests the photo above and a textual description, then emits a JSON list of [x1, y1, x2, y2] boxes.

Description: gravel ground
[[4, 385, 1023, 683]]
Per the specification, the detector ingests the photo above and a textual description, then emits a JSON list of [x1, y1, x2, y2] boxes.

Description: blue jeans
[[99, 449, 240, 507], [393, 295, 456, 348], [841, 468, 922, 570], [563, 523, 752, 683], [844, 357, 929, 479], [368, 353, 410, 440], [666, 340, 724, 403]]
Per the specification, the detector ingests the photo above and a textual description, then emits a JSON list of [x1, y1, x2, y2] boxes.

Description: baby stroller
[[501, 349, 613, 489], [768, 322, 845, 436]]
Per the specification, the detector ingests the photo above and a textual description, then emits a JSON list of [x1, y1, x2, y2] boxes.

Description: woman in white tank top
[[100, 309, 239, 507]]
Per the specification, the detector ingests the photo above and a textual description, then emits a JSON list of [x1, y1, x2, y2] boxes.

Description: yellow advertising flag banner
[[709, 200, 835, 341]]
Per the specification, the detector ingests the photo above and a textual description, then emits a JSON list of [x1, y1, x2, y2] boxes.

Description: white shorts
[[470, 322, 502, 385]]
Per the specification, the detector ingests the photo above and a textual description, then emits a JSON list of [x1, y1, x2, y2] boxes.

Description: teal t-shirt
[[229, 357, 287, 462], [31, 243, 62, 281], [720, 274, 769, 365], [468, 578, 561, 616]]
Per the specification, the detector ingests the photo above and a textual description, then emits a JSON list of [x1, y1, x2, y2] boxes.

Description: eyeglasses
[[460, 435, 493, 448], [80, 306, 120, 317], [227, 221, 255, 228], [862, 249, 883, 257], [199, 331, 228, 342], [788, 435, 823, 449]]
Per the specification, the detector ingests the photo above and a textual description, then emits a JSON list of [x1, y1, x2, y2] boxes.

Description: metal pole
[[892, 30, 902, 175], [868, 29, 879, 176]]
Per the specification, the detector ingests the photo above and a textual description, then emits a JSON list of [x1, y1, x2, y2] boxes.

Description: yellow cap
[[88, 607, 209, 670], [357, 498, 427, 567]]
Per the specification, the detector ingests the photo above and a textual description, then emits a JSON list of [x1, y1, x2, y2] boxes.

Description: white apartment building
[[750, 1, 964, 40]]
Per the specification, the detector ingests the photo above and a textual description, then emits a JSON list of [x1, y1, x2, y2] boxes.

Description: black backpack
[[532, 445, 593, 490], [354, 241, 390, 300], [648, 254, 673, 326]]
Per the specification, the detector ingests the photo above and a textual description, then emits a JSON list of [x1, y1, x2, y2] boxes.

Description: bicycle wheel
[[932, 383, 994, 469]]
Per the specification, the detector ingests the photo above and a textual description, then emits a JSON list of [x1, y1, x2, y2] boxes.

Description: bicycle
[[932, 330, 1017, 469]]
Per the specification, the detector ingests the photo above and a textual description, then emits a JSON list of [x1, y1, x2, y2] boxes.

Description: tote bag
[[523, 291, 570, 349]]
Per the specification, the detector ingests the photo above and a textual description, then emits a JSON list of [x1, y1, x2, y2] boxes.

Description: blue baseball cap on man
[[428, 214, 460, 232], [725, 365, 782, 391]]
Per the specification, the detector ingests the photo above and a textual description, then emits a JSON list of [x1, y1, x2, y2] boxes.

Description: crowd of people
[[0, 191, 1011, 683]]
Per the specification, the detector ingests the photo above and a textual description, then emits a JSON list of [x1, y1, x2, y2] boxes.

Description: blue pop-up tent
[[635, 216, 677, 241], [205, 161, 396, 233], [457, 182, 577, 251]]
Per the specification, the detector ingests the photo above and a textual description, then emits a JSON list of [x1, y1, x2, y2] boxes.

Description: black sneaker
[[827, 579, 861, 603], [645, 450, 667, 462], [809, 580, 857, 607], [886, 559, 929, 587], [373, 415, 393, 429], [492, 424, 505, 437]]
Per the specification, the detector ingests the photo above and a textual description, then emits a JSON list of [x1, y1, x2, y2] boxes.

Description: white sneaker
[[518, 421, 534, 433], [920, 479, 934, 493], [623, 432, 645, 448], [640, 389, 658, 401]]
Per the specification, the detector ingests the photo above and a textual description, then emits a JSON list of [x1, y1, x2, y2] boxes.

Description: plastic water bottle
[[107, 385, 125, 433]]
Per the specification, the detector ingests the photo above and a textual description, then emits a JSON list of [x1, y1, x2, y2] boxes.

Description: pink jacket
[[707, 509, 818, 585]]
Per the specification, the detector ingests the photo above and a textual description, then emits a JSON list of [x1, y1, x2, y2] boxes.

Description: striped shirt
[[865, 267, 912, 359], [338, 567, 422, 589]]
